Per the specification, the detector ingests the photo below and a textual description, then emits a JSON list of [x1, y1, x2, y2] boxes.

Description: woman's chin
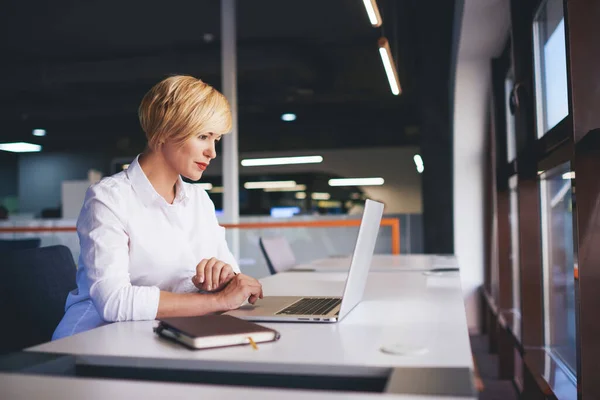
[[183, 170, 203, 181]]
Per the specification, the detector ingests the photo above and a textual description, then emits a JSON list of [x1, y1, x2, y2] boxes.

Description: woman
[[52, 76, 263, 340]]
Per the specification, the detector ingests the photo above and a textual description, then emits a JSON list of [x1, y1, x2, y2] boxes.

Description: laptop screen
[[337, 199, 384, 320]]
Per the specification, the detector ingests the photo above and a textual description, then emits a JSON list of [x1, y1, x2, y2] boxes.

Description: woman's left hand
[[192, 257, 236, 292]]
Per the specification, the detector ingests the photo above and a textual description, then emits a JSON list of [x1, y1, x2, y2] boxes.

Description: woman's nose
[[205, 142, 217, 159]]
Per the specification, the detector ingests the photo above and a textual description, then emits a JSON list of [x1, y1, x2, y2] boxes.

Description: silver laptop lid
[[337, 199, 384, 320]]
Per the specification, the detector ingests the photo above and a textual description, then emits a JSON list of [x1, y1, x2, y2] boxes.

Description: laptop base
[[225, 296, 340, 323]]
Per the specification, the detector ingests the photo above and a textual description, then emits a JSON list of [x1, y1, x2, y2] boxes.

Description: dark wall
[[18, 152, 110, 216], [0, 152, 19, 200]]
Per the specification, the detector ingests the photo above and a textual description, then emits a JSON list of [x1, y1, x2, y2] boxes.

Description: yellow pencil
[[248, 337, 258, 350]]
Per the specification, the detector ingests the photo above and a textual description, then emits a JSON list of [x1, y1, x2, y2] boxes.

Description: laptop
[[225, 199, 384, 323]]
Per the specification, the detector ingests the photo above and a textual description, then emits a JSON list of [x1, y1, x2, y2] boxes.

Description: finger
[[211, 262, 224, 291], [196, 259, 209, 284], [248, 294, 258, 304], [205, 258, 218, 290], [255, 282, 263, 299], [219, 265, 234, 286], [248, 283, 262, 298], [191, 274, 201, 289]]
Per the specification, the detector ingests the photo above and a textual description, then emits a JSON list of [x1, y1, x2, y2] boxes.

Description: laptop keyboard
[[276, 297, 341, 316]]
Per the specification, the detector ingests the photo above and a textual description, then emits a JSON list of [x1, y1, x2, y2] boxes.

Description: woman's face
[[161, 132, 220, 181]]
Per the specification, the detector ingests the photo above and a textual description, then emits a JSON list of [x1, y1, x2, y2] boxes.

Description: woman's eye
[[199, 135, 209, 140]]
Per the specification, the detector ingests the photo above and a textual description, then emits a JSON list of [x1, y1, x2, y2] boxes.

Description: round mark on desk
[[380, 344, 429, 356]]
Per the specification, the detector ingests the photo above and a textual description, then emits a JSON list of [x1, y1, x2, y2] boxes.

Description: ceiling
[[0, 0, 455, 154]]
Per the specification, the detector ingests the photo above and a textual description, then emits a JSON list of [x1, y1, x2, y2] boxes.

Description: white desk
[[292, 254, 459, 273], [28, 271, 473, 396], [0, 373, 474, 400]]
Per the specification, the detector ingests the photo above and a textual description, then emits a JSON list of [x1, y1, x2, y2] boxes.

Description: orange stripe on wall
[[0, 218, 401, 254]]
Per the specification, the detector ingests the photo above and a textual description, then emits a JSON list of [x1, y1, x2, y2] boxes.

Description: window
[[539, 162, 576, 371], [505, 71, 517, 162], [508, 175, 520, 318], [533, 0, 569, 137]]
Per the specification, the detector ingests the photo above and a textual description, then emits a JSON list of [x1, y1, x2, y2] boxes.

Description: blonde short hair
[[138, 75, 232, 150]]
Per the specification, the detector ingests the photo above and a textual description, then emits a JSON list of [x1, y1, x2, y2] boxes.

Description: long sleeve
[[78, 182, 160, 322]]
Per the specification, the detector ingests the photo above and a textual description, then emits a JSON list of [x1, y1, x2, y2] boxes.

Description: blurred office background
[[1, 1, 446, 279]]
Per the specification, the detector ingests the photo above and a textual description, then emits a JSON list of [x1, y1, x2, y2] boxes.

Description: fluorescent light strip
[[264, 184, 307, 192], [244, 180, 297, 190], [210, 186, 225, 193], [196, 183, 213, 190], [241, 156, 323, 167], [562, 172, 575, 180], [362, 0, 382, 27], [378, 38, 402, 96], [328, 178, 384, 187], [295, 192, 307, 200], [32, 129, 46, 137], [0, 142, 42, 153], [311, 192, 331, 200]]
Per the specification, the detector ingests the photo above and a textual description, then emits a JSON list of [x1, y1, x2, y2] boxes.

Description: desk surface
[[29, 271, 472, 376], [293, 254, 459, 272], [0, 373, 474, 400]]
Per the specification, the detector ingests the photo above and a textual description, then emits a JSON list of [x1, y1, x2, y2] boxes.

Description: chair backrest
[[259, 236, 297, 275], [0, 238, 41, 252], [0, 245, 77, 354]]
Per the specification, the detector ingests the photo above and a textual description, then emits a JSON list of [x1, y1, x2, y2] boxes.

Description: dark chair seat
[[0, 245, 77, 354], [0, 238, 42, 252]]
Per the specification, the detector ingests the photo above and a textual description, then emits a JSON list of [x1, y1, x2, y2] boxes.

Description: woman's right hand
[[216, 274, 263, 310]]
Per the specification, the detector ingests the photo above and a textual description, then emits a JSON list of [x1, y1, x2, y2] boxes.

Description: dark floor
[[470, 335, 519, 400]]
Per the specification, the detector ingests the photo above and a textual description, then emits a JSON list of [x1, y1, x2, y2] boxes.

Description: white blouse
[[58, 155, 239, 329]]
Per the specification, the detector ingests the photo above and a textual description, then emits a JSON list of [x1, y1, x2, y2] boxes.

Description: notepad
[[154, 315, 280, 350]]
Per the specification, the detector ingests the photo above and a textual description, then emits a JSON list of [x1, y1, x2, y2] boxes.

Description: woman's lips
[[196, 162, 208, 171]]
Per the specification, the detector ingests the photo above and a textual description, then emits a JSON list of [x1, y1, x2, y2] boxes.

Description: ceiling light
[[244, 180, 297, 190], [196, 183, 213, 190], [362, 0, 382, 27], [378, 37, 402, 96], [413, 154, 424, 173], [295, 192, 307, 200], [122, 164, 130, 170], [281, 113, 296, 122], [241, 155, 323, 167], [210, 186, 224, 193], [311, 192, 331, 200], [562, 172, 575, 180], [264, 184, 307, 192], [0, 142, 42, 153], [328, 177, 385, 186], [32, 129, 46, 137], [329, 178, 385, 186]]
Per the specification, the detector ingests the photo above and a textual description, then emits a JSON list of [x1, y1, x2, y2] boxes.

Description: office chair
[[0, 238, 42, 252], [0, 245, 77, 354], [258, 236, 297, 275]]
